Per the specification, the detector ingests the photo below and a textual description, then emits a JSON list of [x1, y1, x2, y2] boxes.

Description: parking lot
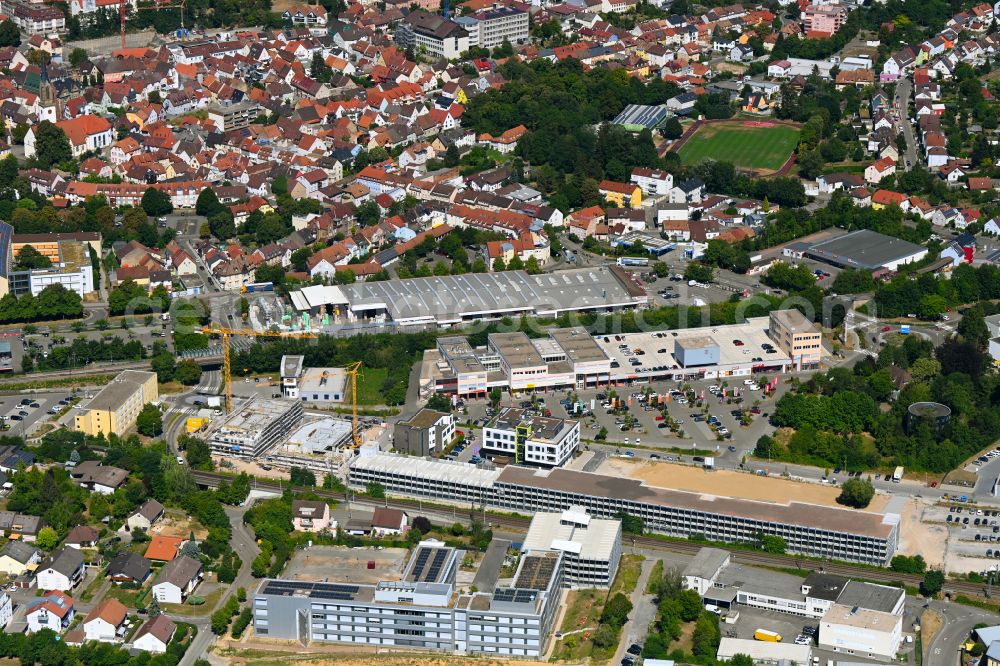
[[0, 392, 73, 436], [451, 375, 792, 467]]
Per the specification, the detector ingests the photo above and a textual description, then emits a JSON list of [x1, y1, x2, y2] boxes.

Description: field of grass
[[356, 367, 387, 405], [678, 121, 799, 172]]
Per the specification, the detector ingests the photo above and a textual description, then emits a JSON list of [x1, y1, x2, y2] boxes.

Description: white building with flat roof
[[717, 638, 812, 665], [521, 507, 621, 587], [819, 602, 903, 660], [482, 407, 580, 467], [207, 398, 303, 458]]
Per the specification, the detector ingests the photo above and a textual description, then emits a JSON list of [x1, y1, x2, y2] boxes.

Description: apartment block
[[74, 370, 158, 436]]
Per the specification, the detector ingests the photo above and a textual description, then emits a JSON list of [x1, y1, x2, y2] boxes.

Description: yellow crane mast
[[345, 361, 363, 448], [199, 327, 317, 414], [198, 327, 366, 448]]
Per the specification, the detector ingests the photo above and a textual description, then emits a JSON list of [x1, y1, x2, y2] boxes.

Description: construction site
[[191, 329, 370, 474]]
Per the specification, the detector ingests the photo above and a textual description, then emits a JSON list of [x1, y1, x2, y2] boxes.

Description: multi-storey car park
[[348, 453, 900, 566]]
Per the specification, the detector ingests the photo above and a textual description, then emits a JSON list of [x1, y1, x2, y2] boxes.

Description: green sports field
[[677, 121, 800, 172]]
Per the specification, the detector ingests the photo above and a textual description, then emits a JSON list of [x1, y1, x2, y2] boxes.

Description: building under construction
[[280, 355, 347, 403], [207, 397, 303, 458]]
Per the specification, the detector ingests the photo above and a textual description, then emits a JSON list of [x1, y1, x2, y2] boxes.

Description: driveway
[[611, 556, 658, 665], [895, 78, 918, 168]]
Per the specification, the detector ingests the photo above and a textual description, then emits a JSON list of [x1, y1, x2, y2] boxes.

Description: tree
[[366, 482, 385, 498], [920, 569, 944, 597], [141, 187, 173, 216], [692, 613, 721, 658], [591, 623, 618, 647], [0, 20, 20, 47], [32, 121, 72, 169], [182, 435, 213, 470], [136, 403, 162, 437], [150, 352, 176, 383], [678, 588, 703, 621], [175, 359, 203, 386], [684, 262, 714, 283], [600, 593, 633, 627], [412, 516, 432, 534], [14, 245, 51, 270], [755, 533, 786, 554], [290, 466, 316, 486], [890, 554, 926, 574], [36, 526, 58, 550], [836, 477, 875, 508], [196, 188, 224, 217], [615, 511, 644, 534], [148, 598, 161, 618], [662, 117, 684, 140]]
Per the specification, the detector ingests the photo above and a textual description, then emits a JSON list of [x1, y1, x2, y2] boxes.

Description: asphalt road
[[895, 78, 919, 168], [924, 599, 1000, 666]]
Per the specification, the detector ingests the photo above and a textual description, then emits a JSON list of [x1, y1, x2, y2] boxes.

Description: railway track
[[191, 470, 991, 599]]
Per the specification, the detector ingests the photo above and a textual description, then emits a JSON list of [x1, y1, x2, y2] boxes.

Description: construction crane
[[199, 327, 316, 415], [120, 0, 187, 52], [345, 361, 363, 448], [198, 327, 367, 449]]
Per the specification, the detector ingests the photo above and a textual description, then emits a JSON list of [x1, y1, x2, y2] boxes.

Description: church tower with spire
[[37, 57, 59, 123]]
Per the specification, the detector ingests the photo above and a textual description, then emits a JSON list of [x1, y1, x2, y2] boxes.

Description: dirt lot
[[152, 509, 209, 540], [895, 497, 947, 569], [283, 546, 409, 584], [599, 458, 889, 512]]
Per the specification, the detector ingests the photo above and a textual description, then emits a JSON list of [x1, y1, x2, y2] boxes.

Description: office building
[[74, 371, 158, 437], [394, 409, 456, 456], [207, 398, 303, 458], [819, 602, 903, 660], [482, 407, 580, 467], [396, 10, 470, 60], [469, 6, 528, 49], [254, 540, 563, 658], [206, 102, 260, 132], [769, 309, 824, 370], [0, 226, 97, 299], [348, 453, 900, 565], [279, 355, 346, 403], [521, 507, 621, 587]]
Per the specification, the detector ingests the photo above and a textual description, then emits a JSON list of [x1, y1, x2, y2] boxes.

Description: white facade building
[[482, 407, 580, 467], [819, 602, 903, 660]]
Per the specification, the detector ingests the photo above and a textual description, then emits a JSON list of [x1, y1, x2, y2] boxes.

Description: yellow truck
[[754, 629, 781, 642], [186, 417, 208, 433]]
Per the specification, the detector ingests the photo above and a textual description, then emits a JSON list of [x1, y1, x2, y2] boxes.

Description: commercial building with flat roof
[[74, 370, 157, 437], [394, 409, 456, 456], [819, 602, 903, 660], [682, 547, 731, 595], [207, 398, 303, 458], [254, 539, 563, 658], [288, 266, 647, 328], [279, 355, 346, 403], [521, 507, 621, 587], [481, 407, 580, 467], [769, 308, 824, 370], [348, 453, 900, 565], [717, 638, 812, 665], [805, 229, 928, 271]]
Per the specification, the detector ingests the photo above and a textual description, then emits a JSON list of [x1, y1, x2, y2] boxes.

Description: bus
[[616, 257, 649, 267]]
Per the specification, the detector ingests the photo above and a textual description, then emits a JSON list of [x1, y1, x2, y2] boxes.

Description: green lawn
[[678, 121, 799, 171], [356, 367, 387, 405]]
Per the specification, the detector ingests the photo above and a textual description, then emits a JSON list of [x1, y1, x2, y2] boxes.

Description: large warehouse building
[[348, 453, 900, 566], [288, 266, 648, 329], [804, 230, 928, 271]]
